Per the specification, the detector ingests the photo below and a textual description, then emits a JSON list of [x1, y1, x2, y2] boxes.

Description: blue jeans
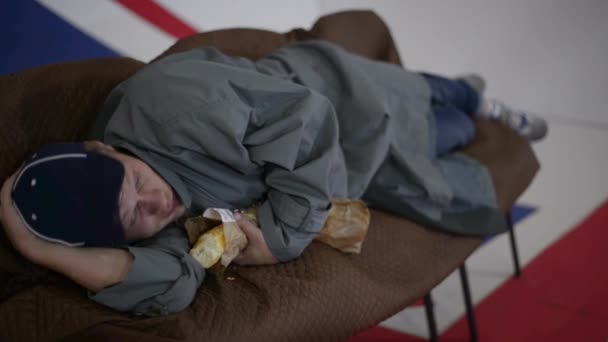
[[422, 73, 481, 156]]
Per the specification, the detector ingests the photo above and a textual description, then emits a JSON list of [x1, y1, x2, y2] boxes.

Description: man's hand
[[233, 213, 280, 266]]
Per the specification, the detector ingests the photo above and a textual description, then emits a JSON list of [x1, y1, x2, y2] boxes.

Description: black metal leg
[[506, 212, 522, 278], [459, 264, 478, 342], [424, 293, 439, 342]]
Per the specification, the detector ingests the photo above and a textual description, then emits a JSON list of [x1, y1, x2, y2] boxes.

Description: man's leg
[[423, 72, 548, 143], [433, 104, 475, 156], [422, 73, 482, 116], [421, 73, 480, 156]]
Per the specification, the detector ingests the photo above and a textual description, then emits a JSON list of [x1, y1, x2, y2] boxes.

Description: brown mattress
[[0, 10, 539, 342]]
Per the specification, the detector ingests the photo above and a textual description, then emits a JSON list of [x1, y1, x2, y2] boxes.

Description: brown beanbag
[[0, 10, 538, 342]]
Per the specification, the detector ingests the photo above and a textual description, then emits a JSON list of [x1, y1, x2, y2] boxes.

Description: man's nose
[[138, 189, 163, 215]]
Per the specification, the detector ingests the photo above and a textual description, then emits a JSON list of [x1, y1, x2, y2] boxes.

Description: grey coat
[[88, 41, 506, 316]]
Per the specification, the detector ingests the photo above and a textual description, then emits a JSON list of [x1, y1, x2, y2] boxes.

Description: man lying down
[[0, 40, 546, 316]]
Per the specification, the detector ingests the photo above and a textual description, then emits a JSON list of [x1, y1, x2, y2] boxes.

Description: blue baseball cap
[[11, 143, 127, 247]]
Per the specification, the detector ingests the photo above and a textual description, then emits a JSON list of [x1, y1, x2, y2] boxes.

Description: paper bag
[[243, 199, 370, 254], [315, 199, 370, 253]]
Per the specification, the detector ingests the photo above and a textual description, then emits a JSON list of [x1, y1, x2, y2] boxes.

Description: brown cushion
[[0, 10, 539, 342], [0, 57, 143, 180]]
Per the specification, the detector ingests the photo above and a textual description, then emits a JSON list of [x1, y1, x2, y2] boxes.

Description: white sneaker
[[458, 74, 486, 95], [485, 99, 548, 141]]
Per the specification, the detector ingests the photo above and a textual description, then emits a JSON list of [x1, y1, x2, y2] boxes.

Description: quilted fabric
[[0, 10, 539, 342]]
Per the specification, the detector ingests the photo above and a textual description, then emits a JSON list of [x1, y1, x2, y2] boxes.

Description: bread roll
[[189, 224, 226, 268]]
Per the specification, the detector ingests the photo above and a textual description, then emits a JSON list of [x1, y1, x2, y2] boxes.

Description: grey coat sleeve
[[88, 225, 205, 316], [242, 87, 348, 262]]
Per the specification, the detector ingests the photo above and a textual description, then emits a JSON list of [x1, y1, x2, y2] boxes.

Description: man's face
[[103, 149, 186, 241]]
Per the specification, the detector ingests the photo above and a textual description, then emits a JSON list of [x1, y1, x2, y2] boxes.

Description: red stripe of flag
[[115, 0, 198, 39]]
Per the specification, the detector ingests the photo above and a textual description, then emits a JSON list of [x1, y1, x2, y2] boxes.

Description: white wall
[[39, 0, 608, 124], [319, 0, 608, 125], [157, 0, 319, 32]]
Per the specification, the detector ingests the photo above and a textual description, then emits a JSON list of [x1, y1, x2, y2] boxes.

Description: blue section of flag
[[482, 204, 536, 244], [0, 0, 120, 76], [510, 204, 536, 225]]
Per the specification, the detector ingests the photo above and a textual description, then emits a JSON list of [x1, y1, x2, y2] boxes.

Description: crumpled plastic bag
[[186, 208, 247, 268]]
